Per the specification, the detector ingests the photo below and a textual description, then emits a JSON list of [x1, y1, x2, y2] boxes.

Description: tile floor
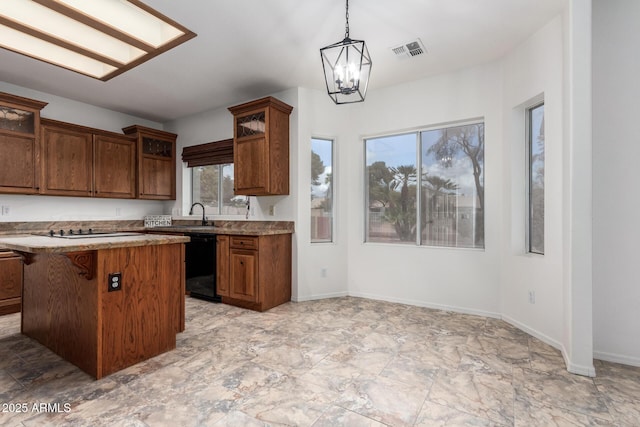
[[0, 296, 639, 426]]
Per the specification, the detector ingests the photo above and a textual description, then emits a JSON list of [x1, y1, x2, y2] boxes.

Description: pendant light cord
[[345, 0, 350, 39]]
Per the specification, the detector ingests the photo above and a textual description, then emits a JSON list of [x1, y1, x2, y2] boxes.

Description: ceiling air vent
[[391, 38, 427, 59]]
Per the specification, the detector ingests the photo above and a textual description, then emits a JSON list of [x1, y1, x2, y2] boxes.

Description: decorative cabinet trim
[[65, 251, 96, 281]]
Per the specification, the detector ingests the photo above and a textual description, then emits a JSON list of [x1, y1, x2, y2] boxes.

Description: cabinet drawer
[[229, 236, 258, 250]]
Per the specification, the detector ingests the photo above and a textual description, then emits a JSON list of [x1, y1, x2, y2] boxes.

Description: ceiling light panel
[[0, 1, 146, 65], [56, 0, 185, 48], [0, 24, 117, 79], [0, 0, 196, 81]]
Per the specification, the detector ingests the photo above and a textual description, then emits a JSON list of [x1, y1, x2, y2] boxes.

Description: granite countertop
[[148, 220, 295, 236], [0, 233, 190, 254]]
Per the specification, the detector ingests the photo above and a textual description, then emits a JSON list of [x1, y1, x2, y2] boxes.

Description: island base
[[21, 243, 185, 379]]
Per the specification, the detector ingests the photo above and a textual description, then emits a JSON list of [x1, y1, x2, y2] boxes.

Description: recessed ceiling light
[[0, 0, 196, 81]]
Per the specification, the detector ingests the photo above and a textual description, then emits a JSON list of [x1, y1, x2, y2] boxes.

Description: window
[[527, 103, 544, 254], [365, 121, 484, 249], [192, 164, 245, 215], [311, 138, 334, 242], [366, 133, 417, 244]]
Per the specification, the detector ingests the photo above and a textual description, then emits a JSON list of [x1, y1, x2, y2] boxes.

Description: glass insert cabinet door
[[0, 105, 35, 134], [142, 136, 173, 157], [235, 111, 266, 138]]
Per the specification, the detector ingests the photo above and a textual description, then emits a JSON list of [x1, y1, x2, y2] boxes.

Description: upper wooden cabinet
[[94, 134, 136, 199], [0, 91, 178, 200], [41, 120, 93, 196], [0, 92, 48, 194], [41, 119, 136, 198], [228, 97, 293, 196], [123, 125, 177, 200]]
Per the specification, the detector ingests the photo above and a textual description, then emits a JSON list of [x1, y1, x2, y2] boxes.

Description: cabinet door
[[216, 236, 230, 297], [139, 157, 172, 199], [0, 134, 38, 193], [234, 136, 268, 195], [0, 255, 22, 316], [94, 135, 136, 198], [41, 124, 93, 196], [139, 135, 175, 199], [229, 249, 258, 302]]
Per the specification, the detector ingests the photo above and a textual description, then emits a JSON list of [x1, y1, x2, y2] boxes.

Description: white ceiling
[[0, 0, 566, 123]]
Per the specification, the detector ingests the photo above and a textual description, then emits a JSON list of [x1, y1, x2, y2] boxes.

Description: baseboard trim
[[292, 291, 348, 302], [501, 314, 563, 352], [562, 348, 597, 377], [348, 291, 502, 319], [593, 350, 640, 368]]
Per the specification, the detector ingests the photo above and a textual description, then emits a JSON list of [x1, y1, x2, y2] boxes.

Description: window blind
[[181, 139, 233, 167]]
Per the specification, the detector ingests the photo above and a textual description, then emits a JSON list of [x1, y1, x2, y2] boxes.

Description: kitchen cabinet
[[216, 233, 291, 311], [0, 251, 22, 316], [94, 134, 136, 198], [1, 235, 187, 379], [41, 119, 93, 196], [216, 235, 230, 297], [0, 92, 48, 194], [40, 119, 136, 198], [228, 97, 293, 196], [123, 125, 177, 200]]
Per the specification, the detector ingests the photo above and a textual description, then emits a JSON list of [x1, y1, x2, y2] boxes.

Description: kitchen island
[[0, 233, 189, 379]]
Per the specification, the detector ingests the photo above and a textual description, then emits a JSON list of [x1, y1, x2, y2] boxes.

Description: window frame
[[311, 137, 335, 243], [191, 163, 244, 217], [363, 118, 485, 249], [526, 101, 545, 255]]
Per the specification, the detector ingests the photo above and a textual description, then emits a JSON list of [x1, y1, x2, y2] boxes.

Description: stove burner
[[49, 228, 94, 237], [46, 229, 139, 239]]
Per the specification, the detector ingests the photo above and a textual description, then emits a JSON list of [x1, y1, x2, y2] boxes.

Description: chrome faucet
[[189, 202, 207, 226]]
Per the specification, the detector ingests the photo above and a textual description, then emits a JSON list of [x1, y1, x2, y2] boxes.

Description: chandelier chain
[[345, 0, 350, 39]]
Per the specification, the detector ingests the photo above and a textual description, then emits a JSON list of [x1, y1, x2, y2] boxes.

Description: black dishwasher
[[184, 233, 221, 302]]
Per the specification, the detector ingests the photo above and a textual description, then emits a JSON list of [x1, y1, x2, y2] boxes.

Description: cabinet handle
[[240, 261, 244, 265]]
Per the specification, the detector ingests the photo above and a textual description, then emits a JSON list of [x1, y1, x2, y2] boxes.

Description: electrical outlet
[[1, 205, 9, 216], [268, 205, 275, 216], [528, 290, 536, 304], [108, 273, 122, 292], [115, 207, 121, 216], [321, 268, 327, 278]]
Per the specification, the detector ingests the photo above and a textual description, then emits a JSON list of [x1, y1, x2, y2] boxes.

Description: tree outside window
[[311, 138, 333, 243], [528, 104, 544, 254], [365, 122, 484, 249], [192, 164, 245, 215]]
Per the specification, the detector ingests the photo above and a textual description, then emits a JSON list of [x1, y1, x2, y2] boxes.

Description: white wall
[[294, 88, 350, 301], [592, 0, 640, 366], [345, 64, 503, 317], [499, 16, 566, 353], [0, 82, 168, 222]]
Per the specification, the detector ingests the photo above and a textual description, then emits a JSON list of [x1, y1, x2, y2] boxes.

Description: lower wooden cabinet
[[0, 251, 22, 316], [216, 234, 291, 311], [216, 235, 230, 296]]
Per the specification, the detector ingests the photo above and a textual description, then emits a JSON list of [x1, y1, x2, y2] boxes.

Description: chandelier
[[320, 0, 372, 104]]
